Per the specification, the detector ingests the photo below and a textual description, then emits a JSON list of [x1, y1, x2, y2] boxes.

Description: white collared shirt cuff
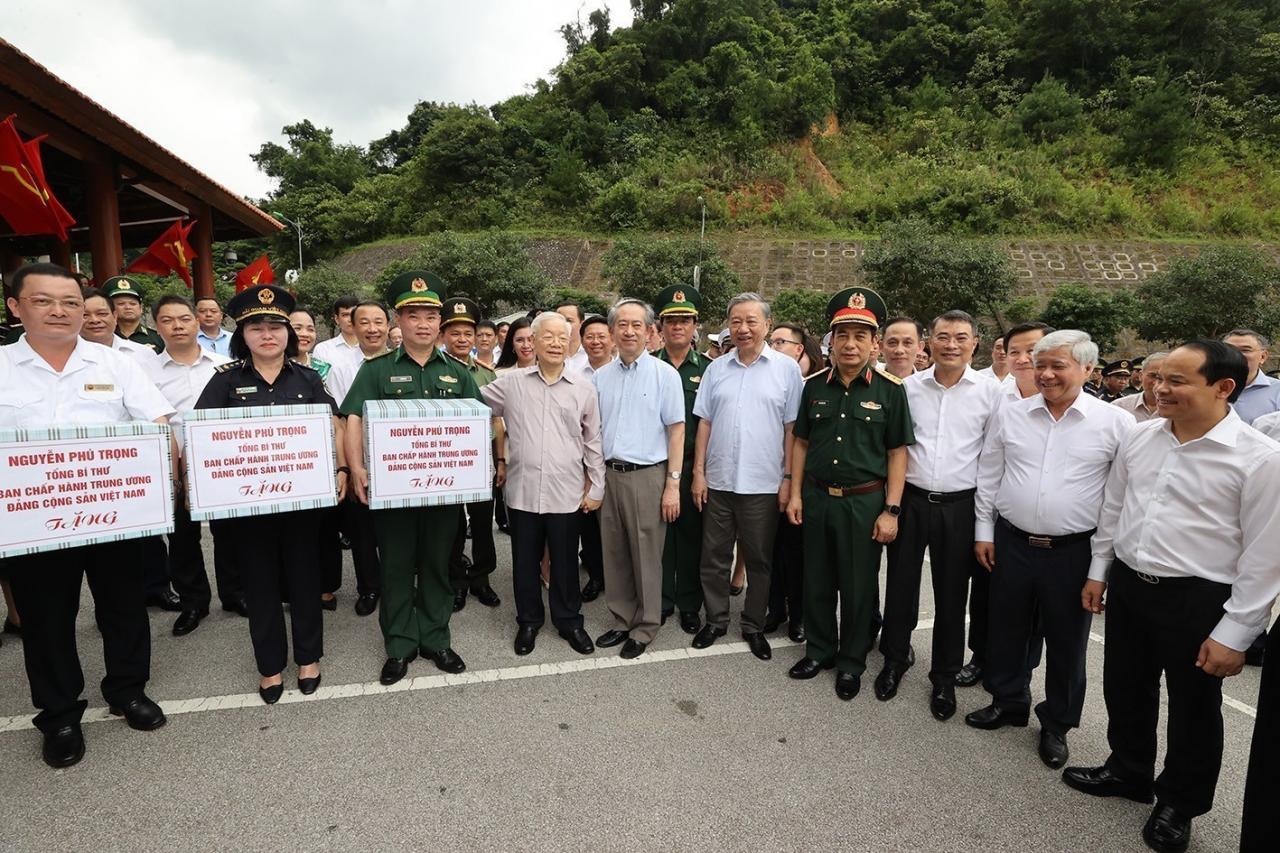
[[1087, 557, 1112, 583], [1209, 616, 1258, 653], [974, 520, 995, 542]]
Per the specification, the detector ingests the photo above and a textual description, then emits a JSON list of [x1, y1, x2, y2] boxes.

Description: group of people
[[2, 260, 1278, 852]]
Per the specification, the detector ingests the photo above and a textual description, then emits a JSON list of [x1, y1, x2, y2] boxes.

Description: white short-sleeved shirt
[[110, 335, 162, 370], [692, 344, 803, 494], [0, 337, 175, 428]]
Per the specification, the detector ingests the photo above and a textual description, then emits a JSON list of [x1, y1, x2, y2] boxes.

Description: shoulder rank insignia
[[367, 349, 395, 360], [215, 360, 245, 373], [874, 366, 903, 385]]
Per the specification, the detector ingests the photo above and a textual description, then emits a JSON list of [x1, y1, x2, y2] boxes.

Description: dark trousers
[[141, 535, 170, 598], [319, 506, 343, 595], [883, 487, 976, 684], [342, 496, 381, 596], [226, 510, 324, 677], [985, 523, 1093, 733], [1242, 617, 1279, 851], [661, 475, 702, 615], [699, 490, 778, 634], [494, 485, 509, 529], [580, 509, 604, 588], [509, 508, 583, 632], [168, 497, 211, 611], [7, 540, 151, 733], [768, 512, 803, 626], [208, 520, 245, 607], [969, 559, 1045, 670], [1103, 562, 1232, 817], [450, 499, 496, 591]]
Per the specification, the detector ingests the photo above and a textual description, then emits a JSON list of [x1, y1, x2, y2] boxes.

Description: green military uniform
[[795, 287, 914, 681], [654, 284, 707, 622], [101, 276, 165, 353], [339, 272, 482, 662]]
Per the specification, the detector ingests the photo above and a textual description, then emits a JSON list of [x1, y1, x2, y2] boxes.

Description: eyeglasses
[[769, 337, 802, 348], [20, 296, 84, 311]]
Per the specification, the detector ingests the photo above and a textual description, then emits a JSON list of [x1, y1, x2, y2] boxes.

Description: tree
[[251, 120, 368, 196], [545, 286, 611, 317], [860, 220, 1016, 326], [601, 237, 741, 323], [1014, 74, 1084, 143], [291, 264, 368, 335], [366, 101, 446, 171], [1038, 283, 1137, 353], [1133, 246, 1280, 343], [1116, 79, 1195, 171], [770, 288, 830, 338]]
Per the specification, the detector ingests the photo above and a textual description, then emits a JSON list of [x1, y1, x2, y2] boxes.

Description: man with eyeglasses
[[0, 262, 175, 768]]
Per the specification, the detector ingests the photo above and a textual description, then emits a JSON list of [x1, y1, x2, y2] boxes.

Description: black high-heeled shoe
[[298, 673, 322, 695], [259, 683, 284, 705]]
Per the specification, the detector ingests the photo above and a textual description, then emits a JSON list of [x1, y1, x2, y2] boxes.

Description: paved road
[[0, 527, 1260, 852]]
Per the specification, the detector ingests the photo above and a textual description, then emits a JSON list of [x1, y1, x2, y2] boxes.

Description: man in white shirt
[[194, 297, 232, 356], [1112, 351, 1168, 423], [977, 334, 1009, 382], [690, 293, 803, 660], [876, 310, 1002, 721], [880, 316, 924, 380], [311, 294, 362, 367], [966, 330, 1133, 771], [149, 295, 234, 637], [556, 300, 591, 374], [0, 262, 175, 769], [1065, 340, 1280, 853]]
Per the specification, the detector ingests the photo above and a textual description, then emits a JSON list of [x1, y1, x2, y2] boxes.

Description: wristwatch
[[885, 504, 901, 517], [668, 471, 682, 481]]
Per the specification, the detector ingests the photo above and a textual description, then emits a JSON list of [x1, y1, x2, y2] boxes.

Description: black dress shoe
[[320, 595, 338, 612], [379, 652, 417, 685], [661, 608, 673, 625], [835, 672, 861, 701], [146, 589, 182, 612], [763, 612, 784, 633], [108, 697, 166, 731], [580, 578, 603, 602], [298, 673, 322, 695], [3, 618, 21, 635], [338, 534, 352, 550], [221, 598, 250, 618], [788, 657, 833, 679], [1039, 729, 1069, 768], [1143, 803, 1192, 853], [470, 582, 501, 608], [620, 638, 648, 659], [874, 661, 911, 701], [452, 588, 467, 613], [744, 631, 772, 661], [259, 683, 284, 705], [354, 593, 379, 617], [426, 648, 466, 674], [692, 624, 726, 649], [558, 627, 594, 655], [596, 629, 629, 648], [930, 684, 957, 721], [514, 625, 538, 656], [964, 704, 1030, 730], [679, 611, 702, 635], [1061, 765, 1155, 803], [42, 724, 85, 768], [955, 657, 983, 687], [172, 608, 208, 637], [788, 621, 806, 643]]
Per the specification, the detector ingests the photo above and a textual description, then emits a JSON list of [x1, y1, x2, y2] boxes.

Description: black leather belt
[[605, 460, 662, 473], [998, 517, 1095, 549], [806, 476, 884, 498], [905, 483, 976, 504]]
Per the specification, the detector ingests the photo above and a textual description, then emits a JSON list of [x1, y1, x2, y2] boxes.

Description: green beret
[[441, 296, 481, 328], [826, 287, 887, 330], [100, 276, 144, 301], [654, 284, 701, 318], [226, 284, 294, 324], [387, 270, 447, 310]]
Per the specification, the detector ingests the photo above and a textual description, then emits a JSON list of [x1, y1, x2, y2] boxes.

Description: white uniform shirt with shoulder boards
[[0, 336, 174, 428], [324, 349, 383, 410], [110, 335, 162, 371], [1088, 412, 1280, 650], [904, 364, 1003, 492], [975, 390, 1134, 540], [152, 347, 231, 448]]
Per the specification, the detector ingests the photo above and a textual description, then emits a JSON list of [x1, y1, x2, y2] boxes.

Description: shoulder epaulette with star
[[290, 358, 319, 374], [367, 349, 396, 361], [215, 359, 245, 373], [874, 366, 903, 385]]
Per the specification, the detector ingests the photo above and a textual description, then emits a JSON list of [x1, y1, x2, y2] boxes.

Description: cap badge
[[118, 280, 132, 291], [673, 291, 686, 302], [258, 288, 275, 305], [453, 302, 467, 314], [411, 278, 428, 293], [849, 292, 865, 309]]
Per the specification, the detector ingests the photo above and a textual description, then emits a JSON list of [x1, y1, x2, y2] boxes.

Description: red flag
[[126, 220, 198, 288], [0, 114, 75, 241], [234, 254, 275, 292]]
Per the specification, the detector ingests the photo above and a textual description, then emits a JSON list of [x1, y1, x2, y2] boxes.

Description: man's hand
[[786, 497, 803, 526], [661, 481, 681, 523], [351, 466, 370, 505], [777, 479, 792, 513], [975, 541, 995, 572], [872, 511, 898, 544], [581, 496, 602, 513], [336, 470, 349, 503], [691, 470, 708, 511], [494, 460, 507, 488], [1081, 580, 1106, 614], [1196, 637, 1246, 678]]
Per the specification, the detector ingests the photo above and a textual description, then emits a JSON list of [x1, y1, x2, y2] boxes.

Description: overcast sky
[[6, 1, 632, 199]]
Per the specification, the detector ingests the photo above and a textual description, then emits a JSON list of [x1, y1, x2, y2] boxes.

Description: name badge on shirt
[[389, 376, 415, 383], [235, 386, 258, 395], [860, 400, 882, 410], [439, 375, 458, 383], [83, 384, 115, 392]]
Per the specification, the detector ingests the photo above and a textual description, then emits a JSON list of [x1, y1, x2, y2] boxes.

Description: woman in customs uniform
[[194, 285, 348, 704]]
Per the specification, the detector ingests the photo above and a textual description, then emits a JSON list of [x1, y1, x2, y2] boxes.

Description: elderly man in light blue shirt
[[591, 298, 686, 659], [1223, 329, 1280, 424], [689, 292, 804, 660]]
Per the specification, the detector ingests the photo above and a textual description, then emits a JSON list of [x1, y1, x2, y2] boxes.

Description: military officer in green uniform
[[654, 284, 707, 635], [101, 276, 165, 353], [785, 287, 914, 701], [439, 295, 503, 612], [341, 271, 483, 686]]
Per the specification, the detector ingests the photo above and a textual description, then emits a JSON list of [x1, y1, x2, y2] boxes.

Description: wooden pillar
[[191, 203, 214, 300], [85, 159, 122, 282], [1, 245, 24, 315]]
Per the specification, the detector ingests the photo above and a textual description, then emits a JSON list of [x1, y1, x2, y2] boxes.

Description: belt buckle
[[1028, 535, 1053, 549], [1135, 571, 1160, 585], [827, 485, 842, 498], [927, 491, 943, 504]]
